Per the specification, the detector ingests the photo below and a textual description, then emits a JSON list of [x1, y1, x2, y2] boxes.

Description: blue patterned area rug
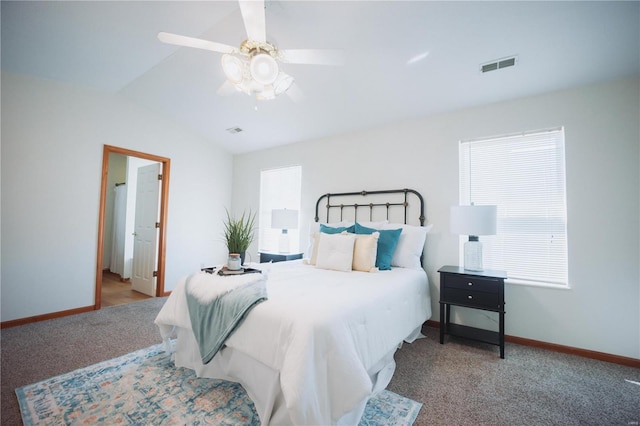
[[16, 343, 422, 425]]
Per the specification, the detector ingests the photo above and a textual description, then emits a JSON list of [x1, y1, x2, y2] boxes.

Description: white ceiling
[[2, 1, 639, 154]]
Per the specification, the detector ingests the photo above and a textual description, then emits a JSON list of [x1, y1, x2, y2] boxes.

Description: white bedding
[[155, 260, 431, 425]]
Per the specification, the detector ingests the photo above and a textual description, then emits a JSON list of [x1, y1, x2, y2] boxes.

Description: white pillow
[[351, 232, 379, 272], [315, 233, 356, 272], [307, 232, 321, 265], [382, 223, 433, 269]]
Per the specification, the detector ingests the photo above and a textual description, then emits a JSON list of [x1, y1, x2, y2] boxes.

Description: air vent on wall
[[480, 55, 518, 73], [226, 127, 243, 134]]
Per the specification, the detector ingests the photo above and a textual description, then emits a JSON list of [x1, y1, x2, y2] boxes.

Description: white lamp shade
[[450, 205, 497, 236], [271, 209, 299, 230]]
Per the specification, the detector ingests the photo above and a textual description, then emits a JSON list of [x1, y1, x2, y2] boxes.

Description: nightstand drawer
[[443, 288, 501, 310], [445, 274, 500, 294]]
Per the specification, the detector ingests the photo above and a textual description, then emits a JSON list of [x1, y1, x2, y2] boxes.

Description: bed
[[155, 189, 432, 425]]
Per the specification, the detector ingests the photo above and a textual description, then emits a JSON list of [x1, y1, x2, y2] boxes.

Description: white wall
[[1, 72, 234, 322], [232, 76, 640, 359]]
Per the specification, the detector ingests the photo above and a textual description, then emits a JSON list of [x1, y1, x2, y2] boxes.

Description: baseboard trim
[[1, 305, 96, 329], [424, 320, 640, 368], [504, 335, 640, 368], [4, 311, 638, 367], [2, 291, 171, 329]]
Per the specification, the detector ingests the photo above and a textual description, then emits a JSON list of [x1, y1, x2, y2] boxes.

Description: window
[[459, 127, 568, 287], [259, 166, 302, 253]]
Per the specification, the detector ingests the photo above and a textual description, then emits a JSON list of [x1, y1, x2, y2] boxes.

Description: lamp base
[[278, 229, 290, 253], [463, 237, 483, 271]]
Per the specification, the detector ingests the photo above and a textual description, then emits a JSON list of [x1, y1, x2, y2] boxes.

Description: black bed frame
[[314, 188, 425, 226]]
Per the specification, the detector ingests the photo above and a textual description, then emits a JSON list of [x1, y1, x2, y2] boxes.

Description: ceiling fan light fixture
[[273, 72, 294, 96], [234, 79, 251, 95], [221, 54, 245, 84], [256, 86, 276, 101], [158, 0, 345, 102], [250, 52, 279, 85]]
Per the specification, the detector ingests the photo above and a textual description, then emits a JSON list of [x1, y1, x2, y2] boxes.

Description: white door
[[131, 163, 160, 296]]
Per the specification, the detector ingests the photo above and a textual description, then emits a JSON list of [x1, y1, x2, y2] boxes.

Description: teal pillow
[[320, 224, 356, 234], [355, 223, 402, 270]]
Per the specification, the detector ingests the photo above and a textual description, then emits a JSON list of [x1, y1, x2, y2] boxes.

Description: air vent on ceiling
[[480, 56, 518, 73], [226, 127, 243, 134]]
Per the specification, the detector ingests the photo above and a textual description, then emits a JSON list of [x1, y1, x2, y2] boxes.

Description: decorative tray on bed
[[216, 266, 262, 276]]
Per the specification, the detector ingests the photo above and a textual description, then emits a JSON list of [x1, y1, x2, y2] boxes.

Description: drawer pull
[[468, 282, 473, 286], [468, 295, 473, 299]]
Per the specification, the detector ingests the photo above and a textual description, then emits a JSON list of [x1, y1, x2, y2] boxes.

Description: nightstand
[[259, 252, 303, 263], [438, 265, 507, 358]]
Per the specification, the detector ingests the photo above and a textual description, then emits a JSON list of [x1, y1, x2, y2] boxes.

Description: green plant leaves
[[223, 209, 256, 253]]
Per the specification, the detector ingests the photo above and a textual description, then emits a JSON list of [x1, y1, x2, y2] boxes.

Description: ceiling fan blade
[[158, 32, 238, 54], [279, 49, 345, 66], [239, 0, 266, 43]]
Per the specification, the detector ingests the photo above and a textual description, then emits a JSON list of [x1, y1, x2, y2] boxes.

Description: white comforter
[[155, 260, 430, 425]]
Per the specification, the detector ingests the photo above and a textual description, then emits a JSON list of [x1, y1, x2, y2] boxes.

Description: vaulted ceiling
[[2, 1, 639, 154]]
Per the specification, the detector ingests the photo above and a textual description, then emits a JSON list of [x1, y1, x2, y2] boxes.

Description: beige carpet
[[2, 297, 639, 425]]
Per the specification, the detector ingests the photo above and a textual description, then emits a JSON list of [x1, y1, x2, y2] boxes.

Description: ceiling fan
[[158, 0, 343, 101]]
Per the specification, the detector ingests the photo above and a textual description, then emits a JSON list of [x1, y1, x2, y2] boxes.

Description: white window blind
[[259, 166, 302, 253], [459, 127, 568, 287]]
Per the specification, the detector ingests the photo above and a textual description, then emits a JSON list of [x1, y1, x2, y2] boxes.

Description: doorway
[[95, 145, 171, 309]]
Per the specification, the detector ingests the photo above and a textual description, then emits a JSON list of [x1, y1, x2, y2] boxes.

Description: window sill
[[506, 278, 570, 290]]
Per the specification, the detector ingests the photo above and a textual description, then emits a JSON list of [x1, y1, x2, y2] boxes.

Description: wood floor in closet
[[102, 271, 151, 307]]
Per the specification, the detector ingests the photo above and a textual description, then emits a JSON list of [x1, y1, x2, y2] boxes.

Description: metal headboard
[[314, 188, 425, 226]]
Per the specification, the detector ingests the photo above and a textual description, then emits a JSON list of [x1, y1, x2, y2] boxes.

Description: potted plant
[[222, 209, 256, 265]]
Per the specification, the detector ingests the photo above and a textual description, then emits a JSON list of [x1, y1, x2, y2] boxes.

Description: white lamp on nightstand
[[450, 204, 497, 271], [271, 209, 299, 253]]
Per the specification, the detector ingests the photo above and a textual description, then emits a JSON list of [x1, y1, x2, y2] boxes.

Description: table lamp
[[450, 205, 497, 271], [271, 209, 299, 253]]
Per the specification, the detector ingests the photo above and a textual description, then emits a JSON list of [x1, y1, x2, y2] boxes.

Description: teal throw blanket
[[185, 273, 268, 364]]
